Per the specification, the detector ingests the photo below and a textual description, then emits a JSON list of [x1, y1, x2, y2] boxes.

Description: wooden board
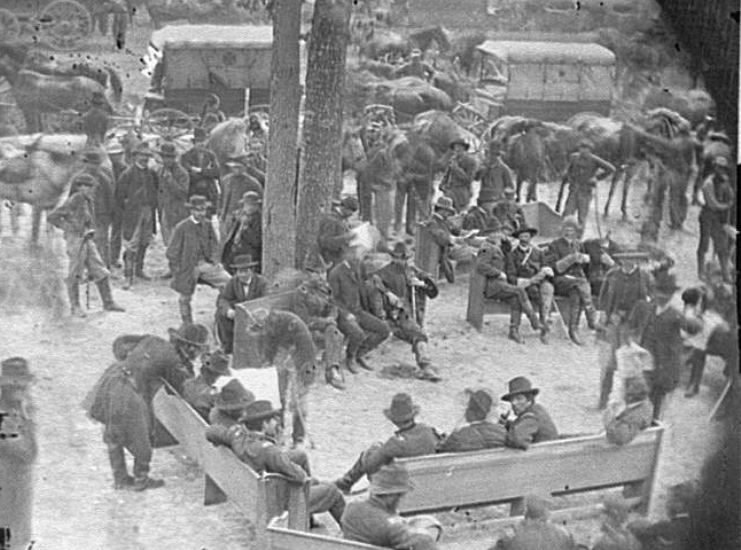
[[396, 424, 664, 515], [268, 526, 387, 550], [414, 222, 440, 279]]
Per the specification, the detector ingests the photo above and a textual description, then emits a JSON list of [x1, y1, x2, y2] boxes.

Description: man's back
[[496, 518, 576, 550], [342, 497, 437, 550]]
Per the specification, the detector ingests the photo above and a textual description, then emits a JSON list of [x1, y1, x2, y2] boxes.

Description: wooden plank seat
[[268, 524, 387, 550], [394, 423, 665, 516], [152, 385, 309, 544]]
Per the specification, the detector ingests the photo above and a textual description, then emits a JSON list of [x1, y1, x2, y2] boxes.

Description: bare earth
[[0, 15, 729, 550]]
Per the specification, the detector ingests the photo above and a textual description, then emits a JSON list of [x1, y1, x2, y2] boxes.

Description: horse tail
[[104, 66, 123, 104]]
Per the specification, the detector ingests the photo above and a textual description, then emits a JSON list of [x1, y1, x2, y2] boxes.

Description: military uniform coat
[[495, 518, 577, 550], [492, 200, 525, 232], [180, 146, 220, 214], [362, 423, 440, 475], [317, 211, 351, 265], [166, 217, 220, 295], [115, 164, 159, 240], [475, 240, 511, 299], [438, 421, 507, 453], [216, 274, 268, 316], [505, 403, 558, 450], [328, 261, 364, 314], [220, 210, 263, 274], [156, 162, 190, 242], [476, 160, 514, 202], [462, 205, 495, 232], [505, 244, 547, 283]]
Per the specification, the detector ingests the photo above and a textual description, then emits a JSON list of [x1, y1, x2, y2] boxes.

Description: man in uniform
[[603, 375, 653, 447], [494, 495, 577, 550], [558, 139, 615, 230], [107, 142, 128, 268], [221, 191, 263, 274], [505, 226, 554, 344], [116, 142, 159, 289], [425, 196, 468, 283], [492, 186, 525, 234], [81, 91, 110, 148], [334, 393, 442, 494], [437, 388, 507, 453], [475, 141, 514, 206], [317, 196, 359, 267], [166, 195, 231, 326], [181, 127, 220, 218], [218, 156, 263, 241], [462, 190, 498, 232], [697, 156, 734, 281], [47, 173, 125, 317], [182, 350, 230, 421], [75, 150, 116, 269], [475, 225, 542, 343], [208, 379, 255, 427], [499, 377, 558, 450], [156, 142, 190, 247], [214, 254, 268, 355], [545, 216, 598, 345], [440, 139, 477, 213], [205, 400, 346, 527], [342, 463, 440, 550], [596, 251, 653, 409]]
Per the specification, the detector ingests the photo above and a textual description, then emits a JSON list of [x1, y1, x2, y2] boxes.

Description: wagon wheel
[[143, 108, 195, 139], [40, 0, 93, 51], [0, 9, 21, 42], [452, 103, 488, 135]]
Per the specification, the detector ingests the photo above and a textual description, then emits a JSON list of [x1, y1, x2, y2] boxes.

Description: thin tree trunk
[[295, 0, 353, 268], [263, 0, 302, 279]]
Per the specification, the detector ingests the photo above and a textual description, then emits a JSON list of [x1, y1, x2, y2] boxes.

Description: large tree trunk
[[295, 0, 353, 268], [262, 0, 302, 279]]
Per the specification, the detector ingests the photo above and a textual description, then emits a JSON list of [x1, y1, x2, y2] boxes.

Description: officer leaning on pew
[[498, 377, 558, 450]]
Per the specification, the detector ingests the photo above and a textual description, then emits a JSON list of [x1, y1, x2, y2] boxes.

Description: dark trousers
[[110, 209, 123, 265], [395, 178, 431, 235], [697, 209, 730, 278], [215, 313, 235, 354], [94, 218, 112, 268], [336, 311, 367, 359], [485, 279, 534, 327], [355, 310, 391, 355], [104, 427, 152, 482]]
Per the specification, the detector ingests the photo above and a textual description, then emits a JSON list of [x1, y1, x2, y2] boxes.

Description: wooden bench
[[152, 385, 309, 544], [394, 424, 664, 516], [413, 222, 440, 279], [268, 525, 387, 550]]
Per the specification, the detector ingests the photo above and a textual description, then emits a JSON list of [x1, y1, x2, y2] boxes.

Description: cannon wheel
[[0, 9, 21, 42], [452, 103, 488, 136], [143, 108, 195, 139], [41, 0, 93, 51]]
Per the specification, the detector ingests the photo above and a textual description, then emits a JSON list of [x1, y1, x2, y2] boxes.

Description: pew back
[[268, 526, 387, 550]]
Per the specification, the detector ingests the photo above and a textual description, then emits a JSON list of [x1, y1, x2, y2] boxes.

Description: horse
[[408, 25, 451, 54], [504, 120, 550, 203]]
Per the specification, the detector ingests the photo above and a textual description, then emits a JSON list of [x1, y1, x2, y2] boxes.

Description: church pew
[[268, 525, 387, 550], [152, 385, 309, 544], [395, 423, 665, 516]]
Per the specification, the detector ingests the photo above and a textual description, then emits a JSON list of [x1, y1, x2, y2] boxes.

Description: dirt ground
[[0, 12, 732, 550]]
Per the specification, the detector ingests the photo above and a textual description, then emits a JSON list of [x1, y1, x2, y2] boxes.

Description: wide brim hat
[[202, 350, 230, 376], [231, 254, 259, 269], [383, 392, 420, 424], [184, 195, 212, 209], [433, 196, 456, 214], [167, 323, 209, 347], [653, 272, 680, 294], [214, 379, 255, 411], [369, 464, 415, 495], [389, 241, 410, 259], [449, 138, 470, 150], [238, 191, 262, 205], [133, 143, 152, 156], [612, 250, 650, 262], [241, 399, 282, 422], [512, 226, 538, 238], [159, 143, 177, 157], [331, 196, 360, 213], [465, 388, 493, 421], [0, 357, 35, 386], [501, 376, 539, 402]]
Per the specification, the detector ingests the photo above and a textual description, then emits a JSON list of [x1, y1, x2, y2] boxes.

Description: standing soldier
[[475, 141, 514, 206], [218, 157, 263, 241], [156, 142, 190, 247], [221, 191, 264, 274], [167, 195, 231, 326], [317, 196, 359, 267], [77, 150, 116, 269], [697, 156, 734, 281], [116, 143, 159, 289], [81, 91, 110, 148], [440, 139, 477, 213], [181, 127, 221, 218], [557, 139, 615, 230], [107, 142, 128, 269], [47, 174, 125, 317]]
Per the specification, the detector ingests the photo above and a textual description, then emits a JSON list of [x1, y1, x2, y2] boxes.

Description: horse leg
[[604, 168, 621, 218], [515, 174, 523, 203], [30, 205, 43, 247], [620, 163, 637, 221]]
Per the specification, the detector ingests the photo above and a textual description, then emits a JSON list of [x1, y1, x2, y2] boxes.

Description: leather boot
[[179, 299, 193, 326], [584, 304, 598, 330], [135, 246, 151, 280], [568, 294, 584, 345], [344, 352, 359, 374], [325, 364, 346, 390], [508, 307, 523, 343], [133, 476, 165, 491], [122, 252, 134, 290], [684, 351, 705, 397], [97, 277, 125, 312], [522, 300, 541, 331], [67, 281, 86, 318]]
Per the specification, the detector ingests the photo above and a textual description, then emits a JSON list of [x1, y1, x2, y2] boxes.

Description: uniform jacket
[[262, 310, 317, 387], [475, 240, 509, 298], [564, 151, 615, 192], [603, 399, 653, 446], [506, 244, 546, 283], [495, 518, 577, 550], [342, 496, 438, 550], [181, 374, 216, 421], [166, 217, 220, 295], [75, 166, 115, 223], [443, 153, 477, 190], [598, 267, 653, 320], [219, 172, 263, 220], [592, 524, 641, 550], [505, 403, 558, 450], [476, 159, 514, 200], [180, 146, 220, 192], [328, 261, 364, 314], [317, 211, 351, 265], [115, 163, 159, 238], [701, 173, 735, 218], [545, 237, 587, 279], [437, 421, 507, 453], [289, 283, 338, 330], [221, 210, 263, 273], [216, 274, 268, 317], [47, 191, 95, 237], [157, 162, 190, 226], [492, 200, 525, 232], [360, 143, 396, 190], [363, 423, 441, 475], [426, 213, 456, 248], [462, 205, 495, 232]]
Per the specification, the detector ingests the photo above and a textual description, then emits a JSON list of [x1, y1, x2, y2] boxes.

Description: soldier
[[116, 142, 159, 289], [205, 400, 346, 527], [475, 225, 541, 343], [593, 495, 642, 550], [544, 216, 598, 345], [492, 186, 525, 234], [505, 226, 554, 344], [603, 375, 653, 447], [475, 141, 514, 205], [81, 91, 110, 148], [77, 150, 116, 269], [47, 173, 125, 317], [181, 350, 230, 421], [596, 251, 653, 409], [558, 139, 615, 230], [341, 463, 440, 550], [155, 142, 190, 247], [493, 495, 576, 550], [437, 388, 507, 453], [697, 156, 734, 281], [166, 195, 231, 326], [106, 142, 128, 268], [218, 157, 263, 241], [499, 377, 558, 450], [440, 139, 477, 213], [221, 191, 263, 274], [214, 254, 268, 355], [462, 191, 498, 232], [317, 196, 359, 267], [334, 393, 442, 494], [425, 196, 469, 283], [208, 379, 256, 428], [181, 127, 221, 218], [359, 132, 395, 242]]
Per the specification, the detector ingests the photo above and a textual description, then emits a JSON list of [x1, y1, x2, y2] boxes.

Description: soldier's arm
[[216, 281, 238, 316], [427, 223, 453, 247], [506, 413, 538, 450], [263, 446, 309, 484]]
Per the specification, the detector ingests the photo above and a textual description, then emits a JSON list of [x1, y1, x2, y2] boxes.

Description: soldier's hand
[[227, 309, 236, 320]]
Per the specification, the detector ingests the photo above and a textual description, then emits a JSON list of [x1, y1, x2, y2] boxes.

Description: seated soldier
[[627, 482, 695, 550], [215, 254, 269, 355], [334, 393, 442, 494], [342, 463, 440, 550], [424, 196, 471, 283], [208, 379, 256, 428], [505, 225, 553, 344], [475, 224, 541, 343], [603, 374, 653, 446], [492, 495, 577, 550], [462, 189, 499, 232], [182, 350, 230, 421], [492, 186, 525, 233], [583, 234, 621, 297], [206, 399, 346, 528], [499, 377, 558, 450], [593, 495, 641, 550], [437, 388, 506, 453]]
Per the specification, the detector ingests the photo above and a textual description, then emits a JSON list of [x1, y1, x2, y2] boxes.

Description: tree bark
[[295, 0, 353, 268], [263, 0, 302, 279]]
